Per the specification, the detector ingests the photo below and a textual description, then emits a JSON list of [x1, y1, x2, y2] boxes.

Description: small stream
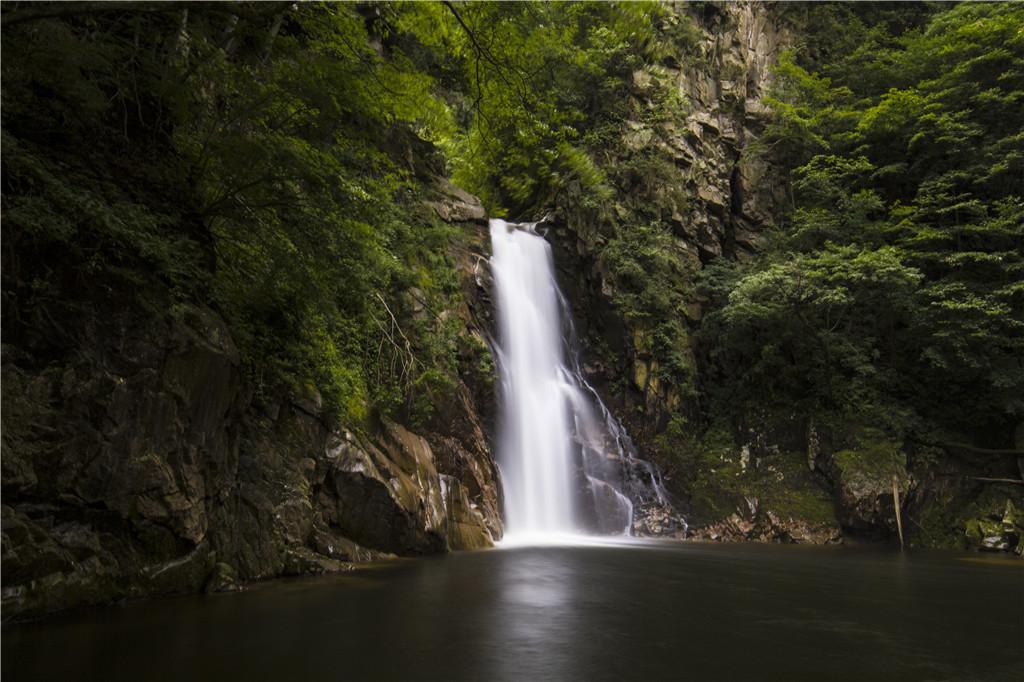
[[4, 541, 1021, 681]]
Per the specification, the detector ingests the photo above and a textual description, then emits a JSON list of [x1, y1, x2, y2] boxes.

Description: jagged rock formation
[[543, 2, 792, 433], [1, 183, 501, 621], [643, 2, 790, 262], [534, 1, 795, 480]]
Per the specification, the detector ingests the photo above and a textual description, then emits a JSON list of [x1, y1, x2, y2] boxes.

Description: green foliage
[[1, 3, 466, 426], [8, 0, 1019, 484], [604, 222, 695, 387], [707, 2, 1024, 452], [392, 1, 668, 215], [0, 1, 701, 429]]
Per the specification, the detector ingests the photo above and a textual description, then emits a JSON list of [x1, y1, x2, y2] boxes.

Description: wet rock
[[428, 432, 503, 541], [587, 478, 634, 534], [311, 526, 392, 563], [689, 508, 841, 545], [966, 518, 1012, 552], [282, 548, 354, 576], [439, 475, 493, 550], [633, 504, 687, 538], [204, 562, 242, 594], [319, 428, 445, 556], [765, 512, 842, 545], [307, 420, 497, 557], [830, 439, 909, 538]]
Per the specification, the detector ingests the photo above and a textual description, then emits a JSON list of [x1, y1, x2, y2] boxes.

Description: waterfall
[[490, 219, 577, 536], [490, 218, 675, 541]]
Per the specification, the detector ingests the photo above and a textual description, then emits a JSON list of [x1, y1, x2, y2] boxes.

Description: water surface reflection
[[3, 541, 1022, 681]]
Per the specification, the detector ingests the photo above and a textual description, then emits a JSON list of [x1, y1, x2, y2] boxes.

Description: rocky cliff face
[[543, 2, 791, 432], [1, 182, 502, 621], [646, 1, 790, 263], [531, 4, 787, 459]]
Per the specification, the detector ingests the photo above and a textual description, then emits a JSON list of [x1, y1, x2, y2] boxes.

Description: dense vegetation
[[701, 2, 1023, 460], [2, 3, 441, 427]]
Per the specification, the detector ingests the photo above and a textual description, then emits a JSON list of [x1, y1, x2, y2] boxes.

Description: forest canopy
[[701, 2, 1023, 450]]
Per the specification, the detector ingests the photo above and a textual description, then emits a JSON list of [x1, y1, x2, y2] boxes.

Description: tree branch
[[441, 1, 534, 116]]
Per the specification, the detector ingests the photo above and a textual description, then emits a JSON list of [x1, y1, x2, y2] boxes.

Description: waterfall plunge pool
[[4, 540, 1021, 681]]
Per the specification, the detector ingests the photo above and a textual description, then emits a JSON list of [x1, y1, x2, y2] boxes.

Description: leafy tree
[[2, 3, 466, 425], [393, 1, 667, 215], [706, 2, 1024, 452]]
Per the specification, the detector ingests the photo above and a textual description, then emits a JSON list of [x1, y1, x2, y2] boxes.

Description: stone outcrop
[[541, 2, 793, 441], [656, 2, 791, 262], [689, 510, 842, 545], [829, 443, 910, 538], [1, 182, 502, 622]]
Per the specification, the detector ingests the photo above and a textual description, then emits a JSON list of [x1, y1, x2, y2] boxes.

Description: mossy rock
[[830, 434, 909, 536], [833, 439, 907, 486], [964, 518, 1012, 551], [755, 454, 837, 526], [962, 494, 1024, 554], [204, 562, 242, 594], [678, 432, 839, 538]]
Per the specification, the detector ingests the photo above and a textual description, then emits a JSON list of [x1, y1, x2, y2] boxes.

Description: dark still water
[[4, 540, 1022, 681]]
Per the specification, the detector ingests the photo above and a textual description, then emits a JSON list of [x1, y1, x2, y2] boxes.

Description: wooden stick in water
[[892, 474, 904, 549]]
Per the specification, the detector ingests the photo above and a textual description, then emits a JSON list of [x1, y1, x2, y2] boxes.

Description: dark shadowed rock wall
[[1, 183, 502, 621]]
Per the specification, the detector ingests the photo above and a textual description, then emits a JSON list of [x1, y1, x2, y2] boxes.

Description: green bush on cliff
[[393, 1, 674, 216]]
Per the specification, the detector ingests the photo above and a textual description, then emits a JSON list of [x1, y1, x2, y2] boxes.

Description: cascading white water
[[490, 219, 577, 536], [490, 218, 671, 541]]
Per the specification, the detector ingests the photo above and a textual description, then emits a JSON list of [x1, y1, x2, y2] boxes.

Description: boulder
[[830, 440, 909, 538], [429, 177, 487, 223], [204, 562, 242, 594]]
